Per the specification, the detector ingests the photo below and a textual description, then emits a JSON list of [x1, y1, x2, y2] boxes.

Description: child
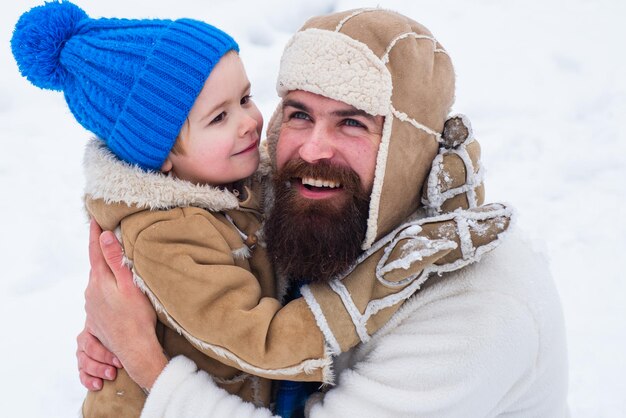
[[12, 2, 511, 417]]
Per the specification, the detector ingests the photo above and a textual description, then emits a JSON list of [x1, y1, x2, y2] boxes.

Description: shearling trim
[[224, 213, 252, 259], [456, 215, 475, 259], [363, 116, 394, 249], [113, 226, 123, 246], [392, 107, 442, 139], [334, 8, 380, 32], [456, 145, 480, 208], [329, 280, 371, 343], [277, 28, 393, 117], [363, 272, 428, 319], [426, 204, 516, 275], [424, 152, 445, 212], [211, 372, 252, 385], [381, 32, 449, 64], [381, 204, 513, 279], [301, 285, 342, 355], [248, 375, 263, 407], [254, 229, 267, 249], [376, 237, 457, 288], [83, 139, 239, 212], [231, 246, 252, 260], [312, 273, 429, 345], [337, 204, 514, 330], [422, 138, 485, 214], [131, 269, 335, 383]]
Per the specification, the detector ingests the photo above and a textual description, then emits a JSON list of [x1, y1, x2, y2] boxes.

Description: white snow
[[1, 0, 624, 416]]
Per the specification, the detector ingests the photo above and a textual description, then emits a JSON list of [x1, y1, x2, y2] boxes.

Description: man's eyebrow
[[331, 108, 377, 122], [282, 99, 309, 112], [283, 99, 376, 122]]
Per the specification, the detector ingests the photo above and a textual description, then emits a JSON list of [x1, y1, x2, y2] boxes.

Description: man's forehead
[[283, 90, 379, 121]]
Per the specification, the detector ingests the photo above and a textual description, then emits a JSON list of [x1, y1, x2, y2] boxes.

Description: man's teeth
[[301, 177, 341, 189]]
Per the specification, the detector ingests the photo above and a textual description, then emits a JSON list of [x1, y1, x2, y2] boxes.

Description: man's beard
[[264, 159, 371, 284]]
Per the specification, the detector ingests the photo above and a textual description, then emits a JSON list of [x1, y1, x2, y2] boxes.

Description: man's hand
[[76, 326, 121, 390], [82, 219, 167, 390]]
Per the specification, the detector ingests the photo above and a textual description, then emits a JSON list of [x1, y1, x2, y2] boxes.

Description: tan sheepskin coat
[[81, 140, 330, 416]]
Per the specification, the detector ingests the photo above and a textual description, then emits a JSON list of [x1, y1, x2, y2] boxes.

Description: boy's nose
[[239, 113, 258, 137]]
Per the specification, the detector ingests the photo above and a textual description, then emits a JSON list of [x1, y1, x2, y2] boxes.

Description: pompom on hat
[[11, 1, 238, 171]]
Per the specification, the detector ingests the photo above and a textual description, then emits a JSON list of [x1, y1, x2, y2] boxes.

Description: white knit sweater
[[141, 229, 569, 418]]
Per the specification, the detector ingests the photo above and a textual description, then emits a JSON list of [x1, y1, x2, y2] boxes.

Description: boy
[[12, 2, 511, 417]]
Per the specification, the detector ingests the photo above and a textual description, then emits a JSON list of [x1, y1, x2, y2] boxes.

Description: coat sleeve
[[141, 289, 540, 418], [306, 290, 540, 418], [127, 209, 331, 382], [141, 356, 276, 418]]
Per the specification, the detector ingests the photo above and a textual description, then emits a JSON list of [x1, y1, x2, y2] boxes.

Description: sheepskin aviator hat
[[267, 8, 457, 249], [11, 1, 238, 171]]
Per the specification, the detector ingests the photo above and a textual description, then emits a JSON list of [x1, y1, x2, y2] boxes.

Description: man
[[78, 8, 569, 417]]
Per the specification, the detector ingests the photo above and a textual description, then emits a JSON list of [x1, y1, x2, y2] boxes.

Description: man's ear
[[161, 157, 173, 174]]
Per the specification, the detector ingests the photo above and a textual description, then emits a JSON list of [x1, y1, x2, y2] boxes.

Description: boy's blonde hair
[[170, 118, 191, 155]]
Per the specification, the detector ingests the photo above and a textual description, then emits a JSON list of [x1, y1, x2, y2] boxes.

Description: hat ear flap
[[421, 114, 485, 215]]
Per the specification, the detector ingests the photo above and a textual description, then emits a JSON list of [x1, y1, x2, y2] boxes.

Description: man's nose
[[298, 126, 334, 163]]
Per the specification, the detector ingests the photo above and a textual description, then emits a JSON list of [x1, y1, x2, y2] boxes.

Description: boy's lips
[[235, 138, 259, 155]]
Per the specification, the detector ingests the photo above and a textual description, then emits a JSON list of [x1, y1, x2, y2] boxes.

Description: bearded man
[[78, 9, 569, 418]]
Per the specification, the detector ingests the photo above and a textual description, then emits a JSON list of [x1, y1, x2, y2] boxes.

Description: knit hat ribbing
[[11, 1, 238, 171]]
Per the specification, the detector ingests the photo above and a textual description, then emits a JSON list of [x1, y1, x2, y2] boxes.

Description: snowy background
[[1, 0, 624, 416]]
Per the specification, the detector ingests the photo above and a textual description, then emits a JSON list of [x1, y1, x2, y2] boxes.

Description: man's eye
[[210, 112, 226, 124], [290, 111, 310, 120], [241, 95, 252, 105], [344, 118, 365, 128]]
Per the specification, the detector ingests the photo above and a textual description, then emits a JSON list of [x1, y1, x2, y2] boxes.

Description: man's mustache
[[275, 158, 364, 196], [266, 158, 371, 283]]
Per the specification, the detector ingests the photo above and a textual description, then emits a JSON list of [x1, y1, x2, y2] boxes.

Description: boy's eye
[[343, 118, 365, 128], [210, 112, 226, 124], [241, 95, 252, 105]]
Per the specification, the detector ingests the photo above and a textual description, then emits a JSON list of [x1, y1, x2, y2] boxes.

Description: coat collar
[[83, 139, 240, 212]]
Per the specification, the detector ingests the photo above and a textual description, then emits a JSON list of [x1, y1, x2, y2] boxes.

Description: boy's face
[[163, 52, 263, 186]]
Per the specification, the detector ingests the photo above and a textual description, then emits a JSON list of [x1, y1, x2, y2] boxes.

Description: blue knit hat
[[11, 1, 239, 171]]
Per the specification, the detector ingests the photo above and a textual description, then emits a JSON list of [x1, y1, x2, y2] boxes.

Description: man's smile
[[294, 177, 344, 199], [301, 177, 341, 189]]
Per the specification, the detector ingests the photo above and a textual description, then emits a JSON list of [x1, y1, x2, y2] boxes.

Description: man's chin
[[265, 189, 368, 283], [265, 158, 371, 283]]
